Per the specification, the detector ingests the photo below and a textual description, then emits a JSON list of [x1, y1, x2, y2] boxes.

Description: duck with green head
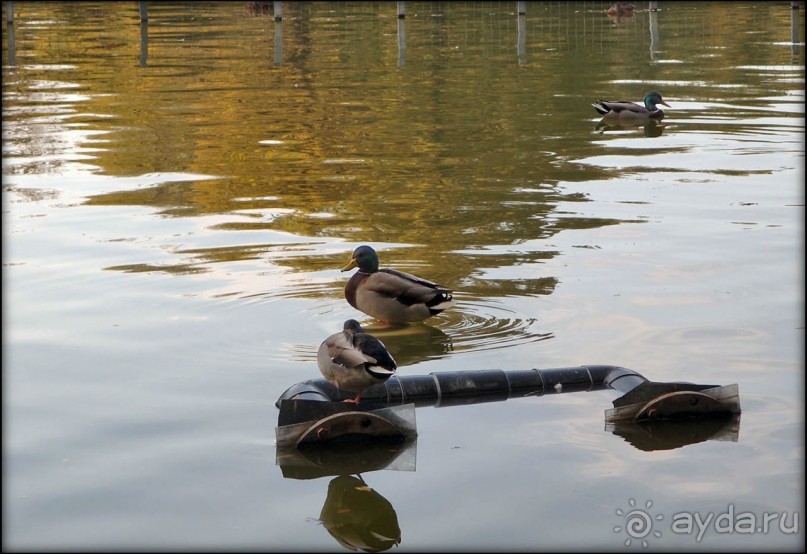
[[592, 91, 670, 120], [340, 245, 454, 323]]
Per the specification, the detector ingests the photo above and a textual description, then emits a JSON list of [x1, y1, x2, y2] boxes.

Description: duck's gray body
[[317, 319, 397, 402]]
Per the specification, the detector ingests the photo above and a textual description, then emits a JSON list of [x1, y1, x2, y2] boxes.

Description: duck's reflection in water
[[357, 321, 453, 367], [320, 474, 401, 552], [277, 437, 415, 552], [595, 117, 665, 138]]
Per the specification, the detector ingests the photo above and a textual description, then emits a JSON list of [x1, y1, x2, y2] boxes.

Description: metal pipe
[[275, 365, 649, 409], [276, 366, 739, 448]]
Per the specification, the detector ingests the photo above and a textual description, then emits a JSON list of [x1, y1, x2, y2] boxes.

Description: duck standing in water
[[592, 91, 670, 120], [317, 319, 397, 404], [341, 245, 454, 323]]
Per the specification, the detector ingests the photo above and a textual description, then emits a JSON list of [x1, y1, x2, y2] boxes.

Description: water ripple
[[440, 296, 553, 354]]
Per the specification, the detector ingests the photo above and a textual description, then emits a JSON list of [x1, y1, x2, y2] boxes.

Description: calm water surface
[[3, 1, 805, 551]]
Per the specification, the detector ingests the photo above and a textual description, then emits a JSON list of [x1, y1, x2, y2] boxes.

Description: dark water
[[3, 2, 804, 551]]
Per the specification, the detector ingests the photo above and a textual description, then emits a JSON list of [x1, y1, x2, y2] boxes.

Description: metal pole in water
[[792, 1, 801, 60], [397, 17, 407, 67], [517, 9, 526, 64], [274, 1, 282, 21], [649, 8, 659, 61], [274, 20, 283, 65], [139, 1, 148, 22], [139, 9, 148, 67], [397, 1, 406, 19], [5, 7, 15, 66], [649, 1, 659, 12], [517, 1, 526, 16], [6, 1, 14, 24]]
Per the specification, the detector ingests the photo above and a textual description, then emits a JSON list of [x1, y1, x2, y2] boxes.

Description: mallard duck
[[317, 319, 397, 404], [341, 245, 454, 323], [592, 91, 670, 120]]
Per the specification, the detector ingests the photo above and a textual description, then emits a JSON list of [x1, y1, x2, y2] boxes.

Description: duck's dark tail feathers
[[427, 292, 454, 315], [592, 101, 610, 115]]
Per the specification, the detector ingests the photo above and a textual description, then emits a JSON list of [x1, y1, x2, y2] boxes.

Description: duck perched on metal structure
[[341, 245, 454, 323], [317, 319, 398, 404], [592, 91, 671, 120]]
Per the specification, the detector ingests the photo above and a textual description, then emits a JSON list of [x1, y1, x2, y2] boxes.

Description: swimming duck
[[317, 319, 397, 404], [341, 245, 454, 323], [591, 91, 670, 120]]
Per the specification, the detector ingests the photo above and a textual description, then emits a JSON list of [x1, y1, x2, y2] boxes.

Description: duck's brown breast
[[345, 272, 368, 308]]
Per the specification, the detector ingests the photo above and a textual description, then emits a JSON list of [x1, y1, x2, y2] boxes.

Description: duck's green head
[[340, 245, 379, 273], [644, 91, 670, 110]]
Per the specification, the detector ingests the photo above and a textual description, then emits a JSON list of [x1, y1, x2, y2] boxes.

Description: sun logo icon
[[614, 498, 663, 547]]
